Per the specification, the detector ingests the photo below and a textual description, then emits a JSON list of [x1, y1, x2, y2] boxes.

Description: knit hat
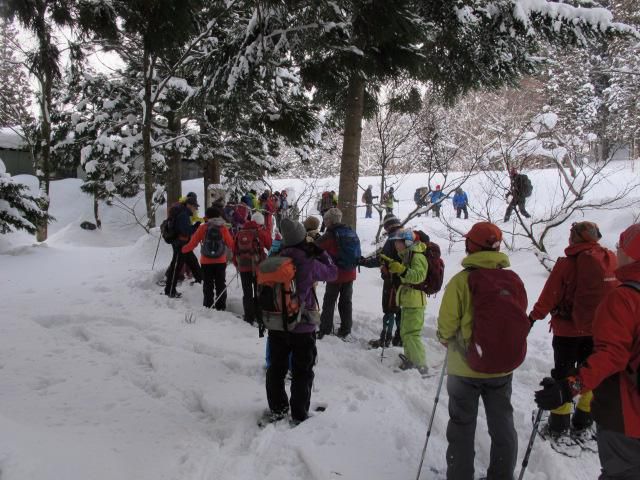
[[383, 214, 401, 231], [619, 224, 640, 261], [303, 215, 320, 232], [465, 222, 502, 253], [251, 212, 265, 225], [323, 207, 342, 226], [570, 221, 601, 245], [280, 218, 307, 247], [185, 196, 199, 208]]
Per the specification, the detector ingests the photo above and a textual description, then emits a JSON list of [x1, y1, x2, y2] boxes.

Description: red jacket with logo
[[530, 242, 618, 336], [577, 261, 640, 438]]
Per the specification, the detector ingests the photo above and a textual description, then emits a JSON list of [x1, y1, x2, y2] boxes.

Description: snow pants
[[165, 243, 202, 296], [456, 206, 469, 219], [504, 196, 530, 221], [266, 330, 317, 422], [597, 428, 640, 479], [400, 307, 425, 368], [551, 336, 594, 418], [202, 263, 227, 310], [240, 271, 257, 324], [320, 281, 353, 336], [446, 374, 517, 480]]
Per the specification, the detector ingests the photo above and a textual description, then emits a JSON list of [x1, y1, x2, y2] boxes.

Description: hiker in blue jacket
[[452, 187, 469, 219], [430, 185, 445, 218]]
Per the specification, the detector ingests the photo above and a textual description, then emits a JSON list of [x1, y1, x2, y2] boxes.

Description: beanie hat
[[251, 212, 265, 225], [323, 207, 343, 226], [570, 221, 601, 245], [303, 215, 320, 232], [383, 214, 402, 231], [465, 222, 502, 253], [280, 218, 307, 247], [619, 224, 640, 261]]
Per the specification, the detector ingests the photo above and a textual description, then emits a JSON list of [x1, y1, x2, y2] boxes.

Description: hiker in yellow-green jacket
[[437, 222, 526, 480], [381, 228, 428, 374]]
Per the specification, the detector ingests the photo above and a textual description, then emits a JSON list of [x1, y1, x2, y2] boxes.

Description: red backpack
[[409, 230, 445, 296], [235, 228, 263, 272], [466, 268, 529, 374]]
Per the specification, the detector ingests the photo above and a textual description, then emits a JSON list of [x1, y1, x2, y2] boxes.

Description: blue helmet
[[389, 228, 414, 244]]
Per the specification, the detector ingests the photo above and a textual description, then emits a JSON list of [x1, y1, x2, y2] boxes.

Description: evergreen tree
[[0, 158, 51, 234], [0, 20, 32, 128]]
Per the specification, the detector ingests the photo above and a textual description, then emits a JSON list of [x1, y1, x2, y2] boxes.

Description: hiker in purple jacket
[[265, 218, 337, 425]]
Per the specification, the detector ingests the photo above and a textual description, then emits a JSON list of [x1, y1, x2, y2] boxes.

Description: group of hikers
[[159, 186, 639, 480], [362, 168, 534, 223]]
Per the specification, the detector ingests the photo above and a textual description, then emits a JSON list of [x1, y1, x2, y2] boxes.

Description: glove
[[388, 261, 406, 275], [379, 254, 394, 264], [528, 314, 535, 330], [534, 377, 577, 410]]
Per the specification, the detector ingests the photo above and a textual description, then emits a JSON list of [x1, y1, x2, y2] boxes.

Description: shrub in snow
[[0, 159, 51, 235]]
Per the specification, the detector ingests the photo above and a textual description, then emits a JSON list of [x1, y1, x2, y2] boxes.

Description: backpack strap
[[619, 282, 640, 391]]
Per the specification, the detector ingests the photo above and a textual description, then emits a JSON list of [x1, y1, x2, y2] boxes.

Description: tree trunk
[[35, 66, 52, 242], [203, 156, 221, 208], [338, 75, 365, 229], [142, 49, 156, 228], [165, 111, 182, 207], [93, 194, 101, 228]]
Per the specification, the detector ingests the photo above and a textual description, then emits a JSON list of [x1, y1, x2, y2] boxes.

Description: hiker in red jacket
[[536, 223, 640, 479], [182, 207, 234, 310], [530, 221, 618, 442], [234, 212, 273, 325]]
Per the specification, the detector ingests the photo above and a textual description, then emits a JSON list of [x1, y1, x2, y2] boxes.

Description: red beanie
[[619, 224, 640, 261], [465, 222, 503, 253]]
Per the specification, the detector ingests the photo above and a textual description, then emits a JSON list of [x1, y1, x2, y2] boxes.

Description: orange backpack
[[256, 257, 301, 331]]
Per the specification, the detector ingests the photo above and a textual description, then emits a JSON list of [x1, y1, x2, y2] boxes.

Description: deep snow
[[1, 167, 638, 480]]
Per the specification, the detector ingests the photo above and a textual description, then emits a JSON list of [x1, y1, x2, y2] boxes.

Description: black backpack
[[201, 223, 226, 259], [160, 203, 183, 244], [517, 174, 533, 197]]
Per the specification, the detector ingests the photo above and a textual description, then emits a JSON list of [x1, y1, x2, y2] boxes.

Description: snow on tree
[[0, 19, 32, 129], [0, 157, 51, 234]]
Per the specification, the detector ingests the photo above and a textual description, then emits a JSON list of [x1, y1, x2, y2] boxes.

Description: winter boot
[[392, 330, 402, 347], [539, 412, 581, 457], [548, 412, 571, 436], [571, 408, 593, 432]]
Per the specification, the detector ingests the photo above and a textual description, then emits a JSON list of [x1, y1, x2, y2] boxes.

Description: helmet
[[389, 228, 414, 245]]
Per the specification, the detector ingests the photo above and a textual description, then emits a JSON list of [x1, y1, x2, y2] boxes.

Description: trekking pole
[[518, 408, 543, 480], [212, 270, 240, 306], [151, 234, 162, 270], [415, 350, 448, 480]]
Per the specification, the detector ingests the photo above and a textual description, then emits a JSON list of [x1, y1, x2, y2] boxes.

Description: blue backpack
[[333, 225, 361, 269]]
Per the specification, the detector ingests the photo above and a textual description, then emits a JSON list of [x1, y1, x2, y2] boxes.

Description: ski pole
[[151, 234, 162, 270], [518, 408, 543, 480], [416, 350, 448, 480]]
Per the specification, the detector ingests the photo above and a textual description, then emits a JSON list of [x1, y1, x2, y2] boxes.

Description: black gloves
[[534, 377, 575, 410]]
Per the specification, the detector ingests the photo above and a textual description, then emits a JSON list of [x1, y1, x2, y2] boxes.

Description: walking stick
[[151, 234, 162, 270], [416, 350, 448, 480], [212, 270, 240, 306], [518, 408, 543, 480]]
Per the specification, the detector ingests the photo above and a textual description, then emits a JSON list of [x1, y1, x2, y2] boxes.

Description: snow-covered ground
[[1, 168, 638, 480]]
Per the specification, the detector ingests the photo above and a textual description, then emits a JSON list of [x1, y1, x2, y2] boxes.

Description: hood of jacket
[[461, 250, 510, 270]]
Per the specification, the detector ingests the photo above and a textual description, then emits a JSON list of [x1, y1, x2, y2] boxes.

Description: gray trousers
[[319, 281, 353, 335], [446, 374, 517, 480], [598, 428, 640, 479]]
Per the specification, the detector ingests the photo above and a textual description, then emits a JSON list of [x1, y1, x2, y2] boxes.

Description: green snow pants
[[400, 307, 425, 367]]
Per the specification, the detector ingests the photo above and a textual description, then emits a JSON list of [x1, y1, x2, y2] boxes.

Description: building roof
[[0, 127, 28, 151]]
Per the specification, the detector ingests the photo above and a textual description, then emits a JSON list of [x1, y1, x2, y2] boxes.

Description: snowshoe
[[368, 338, 391, 349], [571, 425, 598, 453], [257, 409, 288, 428], [537, 422, 582, 458], [397, 354, 431, 377]]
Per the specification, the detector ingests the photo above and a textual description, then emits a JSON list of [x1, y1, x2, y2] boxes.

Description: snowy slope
[[0, 168, 638, 480]]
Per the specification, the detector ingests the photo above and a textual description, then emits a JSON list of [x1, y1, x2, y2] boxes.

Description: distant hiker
[[234, 212, 272, 325], [303, 216, 321, 242], [379, 228, 428, 372], [263, 218, 337, 425], [381, 187, 398, 214], [414, 187, 429, 216], [319, 190, 338, 232], [230, 202, 250, 234], [269, 231, 283, 256], [430, 185, 444, 218], [275, 190, 289, 230], [504, 168, 532, 222], [529, 222, 618, 443], [361, 185, 377, 219], [437, 222, 528, 480], [452, 187, 469, 219], [535, 223, 640, 479], [164, 196, 203, 298], [181, 207, 235, 310], [316, 208, 361, 339], [360, 214, 403, 348]]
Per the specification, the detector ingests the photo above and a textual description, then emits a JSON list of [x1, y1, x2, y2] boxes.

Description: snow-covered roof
[[0, 127, 28, 150]]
